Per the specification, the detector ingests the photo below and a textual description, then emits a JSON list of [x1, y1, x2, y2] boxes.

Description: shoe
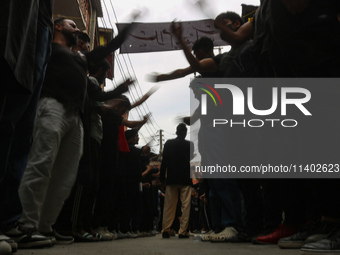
[[116, 231, 128, 239], [226, 231, 253, 243], [150, 230, 159, 235], [0, 234, 18, 253], [138, 231, 150, 237], [162, 232, 170, 238], [4, 225, 52, 249], [300, 227, 340, 255], [148, 230, 157, 236], [253, 224, 298, 244], [73, 231, 98, 242], [278, 221, 330, 249], [201, 230, 214, 242], [300, 238, 340, 255], [134, 231, 144, 237], [41, 229, 74, 244], [94, 227, 114, 241], [110, 230, 119, 240], [126, 231, 138, 238], [0, 241, 11, 255], [178, 234, 189, 239], [210, 227, 238, 242]]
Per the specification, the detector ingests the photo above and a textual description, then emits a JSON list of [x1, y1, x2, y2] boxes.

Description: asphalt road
[[14, 234, 302, 255]]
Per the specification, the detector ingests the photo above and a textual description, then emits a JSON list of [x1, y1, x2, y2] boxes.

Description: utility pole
[[159, 129, 163, 155]]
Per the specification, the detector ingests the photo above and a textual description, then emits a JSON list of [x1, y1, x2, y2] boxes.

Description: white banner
[[116, 19, 229, 54]]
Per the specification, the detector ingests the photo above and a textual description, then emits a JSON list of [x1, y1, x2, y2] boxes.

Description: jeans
[[207, 179, 243, 233], [19, 97, 83, 232]]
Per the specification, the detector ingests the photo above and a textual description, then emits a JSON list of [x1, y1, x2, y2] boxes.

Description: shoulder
[[88, 76, 99, 86]]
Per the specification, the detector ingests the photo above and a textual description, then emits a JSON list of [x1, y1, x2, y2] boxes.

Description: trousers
[[19, 97, 83, 232], [162, 184, 191, 235]]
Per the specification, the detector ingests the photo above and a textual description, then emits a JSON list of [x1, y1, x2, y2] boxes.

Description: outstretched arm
[[149, 66, 194, 83], [86, 11, 141, 67], [131, 86, 159, 108], [183, 107, 200, 126], [171, 21, 217, 73], [122, 114, 148, 129], [87, 78, 133, 101]]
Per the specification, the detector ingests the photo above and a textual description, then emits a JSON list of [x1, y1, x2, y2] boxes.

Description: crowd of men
[[1, 0, 340, 255]]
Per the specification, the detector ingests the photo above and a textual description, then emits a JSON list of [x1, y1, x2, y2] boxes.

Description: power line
[[99, 0, 161, 146]]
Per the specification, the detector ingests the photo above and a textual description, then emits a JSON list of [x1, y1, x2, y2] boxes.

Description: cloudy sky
[[100, 0, 260, 154]]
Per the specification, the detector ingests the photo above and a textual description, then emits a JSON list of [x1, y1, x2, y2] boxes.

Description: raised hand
[[170, 21, 183, 40], [122, 78, 135, 87]]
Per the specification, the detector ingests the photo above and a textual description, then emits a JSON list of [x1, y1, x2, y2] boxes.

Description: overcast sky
[[100, 0, 260, 154]]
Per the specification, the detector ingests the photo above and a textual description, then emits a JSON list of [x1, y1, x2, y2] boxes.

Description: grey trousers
[[19, 97, 83, 232]]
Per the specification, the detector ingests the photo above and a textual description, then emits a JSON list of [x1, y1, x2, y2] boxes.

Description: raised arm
[[131, 86, 159, 108], [87, 78, 133, 101], [149, 66, 194, 83], [171, 21, 217, 73], [214, 19, 253, 48], [122, 114, 148, 129], [183, 106, 200, 126]]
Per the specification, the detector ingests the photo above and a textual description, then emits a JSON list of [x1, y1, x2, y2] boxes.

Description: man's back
[[161, 137, 193, 186]]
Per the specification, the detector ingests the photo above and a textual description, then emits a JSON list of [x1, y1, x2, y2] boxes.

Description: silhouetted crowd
[[1, 1, 340, 255]]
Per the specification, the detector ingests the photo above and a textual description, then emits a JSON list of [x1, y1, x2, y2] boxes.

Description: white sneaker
[[0, 241, 11, 255], [210, 227, 238, 242]]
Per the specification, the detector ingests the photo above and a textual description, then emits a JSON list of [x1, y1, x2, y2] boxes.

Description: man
[[5, 17, 134, 248], [123, 129, 145, 237], [164, 12, 251, 78], [0, 0, 54, 251], [53, 31, 133, 241], [160, 123, 194, 239], [92, 98, 149, 238]]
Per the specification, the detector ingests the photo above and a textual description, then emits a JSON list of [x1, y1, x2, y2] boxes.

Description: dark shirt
[[254, 0, 340, 77], [1, 0, 54, 93], [100, 109, 123, 172], [40, 23, 135, 112], [212, 42, 255, 77], [125, 145, 143, 183], [40, 43, 88, 111], [160, 137, 194, 186]]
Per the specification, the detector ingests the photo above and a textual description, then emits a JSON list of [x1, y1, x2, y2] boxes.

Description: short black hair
[[192, 37, 214, 53], [54, 17, 66, 26], [215, 11, 244, 25], [119, 95, 132, 111], [176, 123, 187, 136], [125, 129, 138, 140], [89, 58, 111, 75], [88, 46, 111, 74], [78, 32, 90, 43]]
